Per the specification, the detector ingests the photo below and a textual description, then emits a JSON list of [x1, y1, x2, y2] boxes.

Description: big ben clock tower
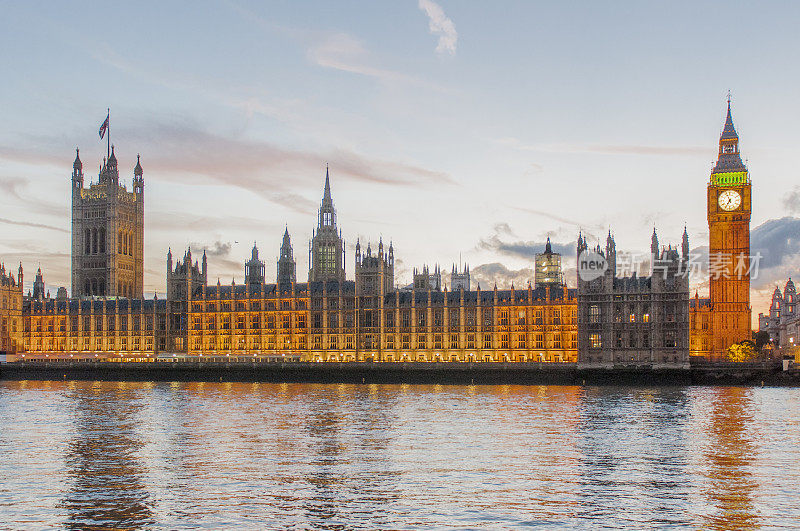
[[707, 97, 752, 357]]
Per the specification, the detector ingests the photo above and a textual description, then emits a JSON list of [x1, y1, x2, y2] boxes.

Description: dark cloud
[[687, 217, 800, 291], [477, 232, 574, 260], [782, 187, 800, 215], [470, 263, 533, 290], [199, 240, 232, 258]]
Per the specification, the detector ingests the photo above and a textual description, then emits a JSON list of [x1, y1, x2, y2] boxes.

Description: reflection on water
[[0, 381, 799, 529], [61, 383, 154, 530], [701, 387, 759, 530]]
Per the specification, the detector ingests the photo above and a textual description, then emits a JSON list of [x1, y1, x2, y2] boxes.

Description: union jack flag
[[99, 114, 109, 139]]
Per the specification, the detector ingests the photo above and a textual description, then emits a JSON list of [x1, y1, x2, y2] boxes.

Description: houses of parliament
[[0, 101, 755, 366]]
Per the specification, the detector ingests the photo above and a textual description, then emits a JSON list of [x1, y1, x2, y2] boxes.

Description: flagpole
[[107, 107, 110, 159]]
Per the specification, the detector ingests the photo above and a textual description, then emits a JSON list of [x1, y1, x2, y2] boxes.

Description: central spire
[[712, 96, 747, 175], [721, 94, 738, 140], [317, 165, 337, 230], [323, 164, 332, 206]]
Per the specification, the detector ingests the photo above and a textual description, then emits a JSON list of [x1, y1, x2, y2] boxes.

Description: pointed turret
[[134, 154, 143, 176], [309, 165, 345, 283], [72, 148, 84, 192], [322, 164, 333, 207], [712, 96, 747, 175], [277, 227, 296, 289], [721, 96, 738, 140], [545, 237, 552, 254], [651, 227, 659, 256], [682, 226, 689, 260]]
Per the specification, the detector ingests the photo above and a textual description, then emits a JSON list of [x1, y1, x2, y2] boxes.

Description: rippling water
[[0, 381, 799, 529]]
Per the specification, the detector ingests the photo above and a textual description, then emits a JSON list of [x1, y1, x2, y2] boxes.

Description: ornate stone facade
[[690, 101, 753, 360], [577, 231, 690, 368], [308, 167, 345, 284], [71, 147, 144, 298], [0, 263, 23, 358]]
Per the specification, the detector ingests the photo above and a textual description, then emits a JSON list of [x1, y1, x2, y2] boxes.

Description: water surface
[[0, 381, 798, 529]]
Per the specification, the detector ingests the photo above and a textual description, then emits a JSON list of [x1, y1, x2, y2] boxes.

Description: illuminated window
[[500, 311, 509, 326], [590, 333, 601, 349], [589, 306, 601, 324], [450, 334, 459, 348], [483, 334, 492, 349]]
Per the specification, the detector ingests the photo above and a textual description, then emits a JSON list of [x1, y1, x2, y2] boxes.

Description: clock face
[[718, 189, 741, 211]]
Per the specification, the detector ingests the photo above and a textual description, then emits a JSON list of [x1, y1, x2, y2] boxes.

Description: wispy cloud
[[308, 32, 411, 83], [0, 118, 452, 215], [0, 217, 69, 233], [418, 0, 458, 56], [495, 137, 707, 157]]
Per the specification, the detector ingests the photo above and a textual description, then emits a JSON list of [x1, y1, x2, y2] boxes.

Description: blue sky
[[1, 1, 799, 315]]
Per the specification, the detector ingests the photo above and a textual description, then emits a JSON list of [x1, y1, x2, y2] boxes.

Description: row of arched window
[[84, 278, 106, 296], [118, 230, 135, 256], [84, 228, 106, 255], [118, 282, 135, 298]]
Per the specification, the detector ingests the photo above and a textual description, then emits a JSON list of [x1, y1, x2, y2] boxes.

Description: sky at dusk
[[2, 1, 800, 319]]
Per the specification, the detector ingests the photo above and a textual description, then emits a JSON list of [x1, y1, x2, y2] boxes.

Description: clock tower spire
[[707, 96, 752, 359]]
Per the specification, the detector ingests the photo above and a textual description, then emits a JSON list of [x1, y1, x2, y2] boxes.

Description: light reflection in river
[[0, 381, 798, 529]]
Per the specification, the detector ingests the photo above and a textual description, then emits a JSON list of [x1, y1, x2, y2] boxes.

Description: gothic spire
[[134, 154, 143, 176], [323, 164, 332, 207], [721, 93, 738, 140], [713, 96, 747, 174], [73, 148, 82, 170]]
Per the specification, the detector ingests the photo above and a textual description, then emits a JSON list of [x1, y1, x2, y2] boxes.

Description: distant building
[[451, 264, 470, 291], [244, 243, 265, 288], [0, 263, 23, 358], [355, 239, 394, 297], [277, 228, 296, 290], [32, 267, 45, 301], [413, 265, 441, 291], [535, 238, 563, 289], [167, 248, 207, 301], [308, 167, 346, 284], [758, 278, 798, 348], [71, 147, 144, 298], [577, 230, 690, 368]]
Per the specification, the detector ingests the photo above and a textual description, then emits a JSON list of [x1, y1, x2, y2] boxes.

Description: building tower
[[277, 227, 296, 290], [355, 239, 395, 296], [167, 248, 207, 300], [32, 267, 46, 301], [308, 166, 346, 283], [71, 146, 144, 298], [707, 97, 752, 356], [451, 263, 470, 291], [413, 265, 441, 291], [244, 243, 265, 288], [535, 238, 564, 288]]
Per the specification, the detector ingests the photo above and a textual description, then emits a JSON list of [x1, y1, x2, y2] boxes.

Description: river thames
[[0, 381, 798, 529]]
